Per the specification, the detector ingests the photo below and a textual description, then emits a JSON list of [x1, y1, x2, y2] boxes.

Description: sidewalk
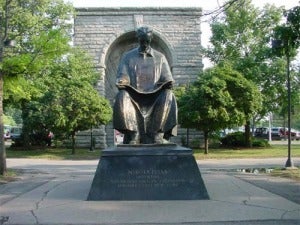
[[0, 158, 299, 225]]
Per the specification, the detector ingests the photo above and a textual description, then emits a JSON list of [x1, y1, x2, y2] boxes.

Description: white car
[[270, 127, 286, 140], [290, 129, 300, 140]]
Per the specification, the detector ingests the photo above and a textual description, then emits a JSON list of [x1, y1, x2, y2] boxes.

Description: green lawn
[[193, 144, 300, 160], [6, 143, 300, 160], [0, 169, 19, 184], [270, 167, 300, 181], [6, 147, 101, 160]]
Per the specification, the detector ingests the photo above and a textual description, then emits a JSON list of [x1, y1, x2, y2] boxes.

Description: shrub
[[220, 132, 246, 147], [220, 131, 270, 148], [252, 138, 270, 147], [190, 139, 201, 148]]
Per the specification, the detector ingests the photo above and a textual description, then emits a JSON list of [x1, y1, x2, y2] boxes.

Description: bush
[[10, 136, 24, 148], [190, 139, 201, 148], [252, 139, 270, 147], [220, 132, 246, 147], [220, 131, 270, 148]]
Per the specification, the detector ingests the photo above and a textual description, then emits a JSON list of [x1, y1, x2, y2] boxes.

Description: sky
[[66, 0, 299, 67], [67, 0, 298, 9]]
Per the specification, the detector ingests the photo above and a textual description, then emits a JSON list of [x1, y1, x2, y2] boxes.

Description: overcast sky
[[67, 0, 297, 9], [66, 0, 299, 67]]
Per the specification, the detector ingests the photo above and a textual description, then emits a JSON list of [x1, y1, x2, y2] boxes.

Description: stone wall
[[74, 7, 203, 148]]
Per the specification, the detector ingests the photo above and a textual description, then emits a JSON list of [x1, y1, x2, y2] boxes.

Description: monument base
[[87, 144, 209, 200]]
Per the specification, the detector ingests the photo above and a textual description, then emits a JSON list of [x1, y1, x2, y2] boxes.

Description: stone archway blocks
[[87, 144, 209, 200]]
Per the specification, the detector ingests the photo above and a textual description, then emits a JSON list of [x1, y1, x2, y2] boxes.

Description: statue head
[[136, 26, 153, 52]]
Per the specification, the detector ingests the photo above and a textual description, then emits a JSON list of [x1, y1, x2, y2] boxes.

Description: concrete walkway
[[0, 158, 299, 225]]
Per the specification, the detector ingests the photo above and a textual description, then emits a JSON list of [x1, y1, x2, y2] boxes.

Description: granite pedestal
[[87, 144, 209, 200]]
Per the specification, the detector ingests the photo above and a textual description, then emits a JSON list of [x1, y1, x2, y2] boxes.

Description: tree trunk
[[71, 133, 76, 155], [251, 117, 256, 136], [244, 120, 252, 147], [204, 131, 209, 154], [0, 69, 7, 175], [283, 117, 287, 140], [21, 103, 31, 149], [22, 126, 31, 148]]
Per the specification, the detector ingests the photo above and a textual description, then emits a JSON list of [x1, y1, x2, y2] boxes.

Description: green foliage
[[21, 49, 112, 150], [273, 5, 300, 57], [176, 64, 262, 152], [1, 0, 74, 106], [207, 1, 283, 65], [220, 131, 270, 148], [4, 107, 22, 125], [190, 138, 201, 149], [0, 0, 111, 147], [286, 5, 300, 45], [204, 0, 297, 123], [3, 115, 16, 126], [0, 0, 113, 153], [177, 64, 261, 130], [220, 132, 246, 147], [252, 139, 270, 148], [271, 5, 300, 128], [271, 6, 300, 109], [4, 75, 40, 105], [46, 81, 112, 136]]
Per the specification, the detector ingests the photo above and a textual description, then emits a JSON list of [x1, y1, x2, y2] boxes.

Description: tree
[[24, 82, 112, 153], [285, 5, 300, 48], [0, 0, 74, 175], [22, 49, 112, 153], [272, 5, 300, 167], [204, 0, 294, 146], [273, 4, 300, 103], [2, 0, 74, 105], [177, 64, 261, 153]]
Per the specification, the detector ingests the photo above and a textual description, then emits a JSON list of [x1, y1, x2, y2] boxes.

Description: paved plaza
[[0, 157, 299, 225]]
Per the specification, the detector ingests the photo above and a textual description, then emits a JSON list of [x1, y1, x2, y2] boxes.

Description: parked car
[[254, 127, 287, 140], [270, 127, 286, 140], [10, 126, 22, 141], [254, 127, 269, 139], [4, 131, 11, 140], [289, 129, 300, 140], [4, 125, 11, 140]]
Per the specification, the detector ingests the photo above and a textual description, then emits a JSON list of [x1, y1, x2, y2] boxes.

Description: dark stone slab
[[87, 145, 209, 201], [102, 143, 192, 156]]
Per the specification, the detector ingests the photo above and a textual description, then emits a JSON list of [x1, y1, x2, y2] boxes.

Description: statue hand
[[116, 78, 129, 89]]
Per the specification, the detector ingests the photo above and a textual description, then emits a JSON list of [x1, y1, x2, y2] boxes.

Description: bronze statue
[[113, 26, 177, 144]]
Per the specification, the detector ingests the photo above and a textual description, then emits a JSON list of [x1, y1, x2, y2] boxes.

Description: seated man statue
[[113, 26, 177, 144]]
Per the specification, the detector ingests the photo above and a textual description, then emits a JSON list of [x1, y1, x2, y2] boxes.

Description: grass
[[6, 143, 300, 160], [2, 147, 100, 183], [0, 169, 19, 184], [193, 144, 300, 160], [270, 167, 300, 181], [6, 147, 101, 160], [193, 143, 300, 181]]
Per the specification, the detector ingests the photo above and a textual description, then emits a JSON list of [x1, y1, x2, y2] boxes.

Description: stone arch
[[103, 29, 176, 104], [74, 7, 202, 148]]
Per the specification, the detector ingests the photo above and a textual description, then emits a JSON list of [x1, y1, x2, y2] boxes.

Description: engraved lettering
[[109, 169, 186, 189]]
